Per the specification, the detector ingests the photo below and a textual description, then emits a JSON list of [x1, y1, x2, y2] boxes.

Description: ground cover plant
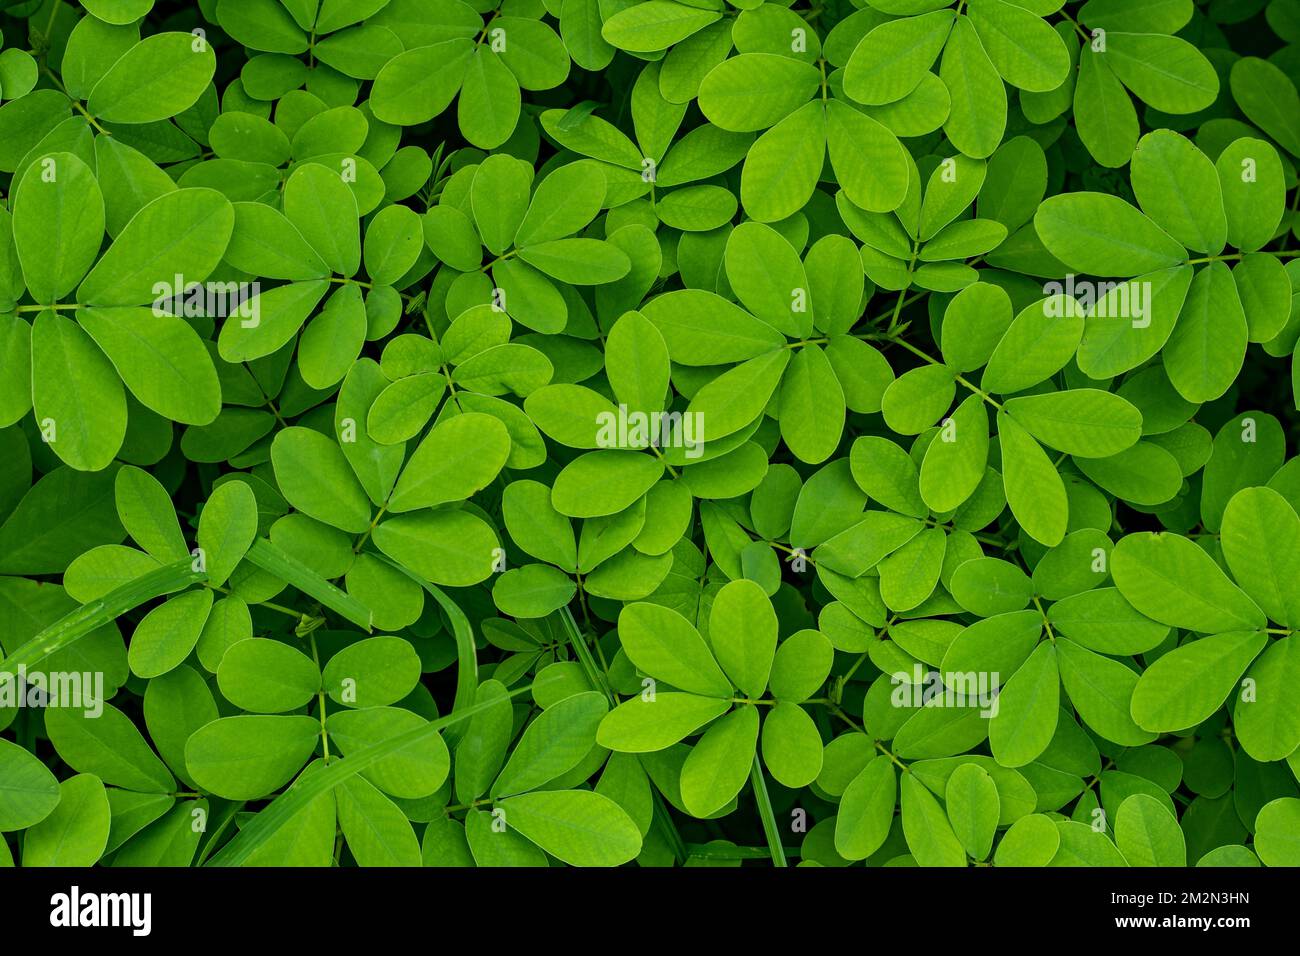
[[0, 0, 1298, 869]]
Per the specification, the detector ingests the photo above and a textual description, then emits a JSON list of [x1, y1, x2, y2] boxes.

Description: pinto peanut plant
[[0, 0, 1298, 870]]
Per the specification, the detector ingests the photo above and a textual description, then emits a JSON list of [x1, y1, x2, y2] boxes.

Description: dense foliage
[[0, 0, 1299, 869]]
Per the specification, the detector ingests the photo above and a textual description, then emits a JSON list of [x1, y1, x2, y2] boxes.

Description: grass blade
[[0, 559, 204, 675], [245, 537, 373, 631], [751, 752, 788, 867], [557, 606, 614, 703], [376, 555, 478, 745]]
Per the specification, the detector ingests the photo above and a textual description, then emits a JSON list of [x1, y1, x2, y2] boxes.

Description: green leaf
[[1162, 262, 1247, 404], [1004, 389, 1142, 458], [1230, 58, 1300, 158], [642, 290, 787, 364], [77, 307, 221, 425], [1235, 636, 1300, 762], [283, 163, 361, 277], [982, 295, 1084, 394], [363, 205, 423, 287], [1216, 138, 1287, 252], [1075, 266, 1194, 379], [458, 49, 521, 150], [989, 641, 1059, 768], [1048, 820, 1127, 866], [388, 412, 511, 512], [502, 479, 578, 572], [1115, 793, 1186, 866], [114, 465, 187, 563], [998, 411, 1067, 547], [939, 16, 1006, 159], [687, 349, 791, 443], [1253, 798, 1300, 866], [87, 32, 216, 124], [825, 101, 910, 215], [1074, 45, 1139, 169], [495, 789, 642, 866], [493, 563, 578, 619], [602, 1, 722, 54], [881, 364, 957, 436], [493, 692, 607, 798], [1130, 130, 1226, 256], [216, 280, 331, 362], [940, 282, 1013, 372], [78, 188, 234, 306], [516, 160, 606, 247], [471, 154, 533, 257], [1104, 33, 1218, 114], [370, 39, 475, 126], [680, 705, 759, 816], [1129, 630, 1267, 733], [336, 777, 420, 866], [1073, 441, 1184, 506], [217, 638, 321, 714], [453, 680, 514, 803], [770, 629, 834, 703], [597, 693, 731, 752], [45, 701, 175, 793], [698, 53, 820, 132], [1035, 192, 1187, 277], [185, 715, 320, 800], [835, 754, 896, 861], [0, 737, 60, 832], [967, 0, 1069, 92], [215, 0, 308, 52], [13, 152, 104, 305], [197, 479, 258, 589], [551, 450, 664, 519], [1111, 532, 1267, 633], [726, 222, 811, 337], [1221, 487, 1300, 628], [848, 437, 925, 519], [740, 101, 826, 222], [617, 601, 731, 698], [761, 701, 823, 788], [700, 578, 777, 698], [843, 10, 955, 106], [900, 772, 967, 866], [994, 813, 1060, 866], [21, 773, 111, 866], [271, 426, 373, 534], [127, 588, 213, 679], [226, 202, 330, 280], [920, 394, 989, 512], [945, 761, 999, 861], [372, 510, 499, 588], [1055, 638, 1155, 746], [518, 238, 631, 285], [320, 636, 421, 709]]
